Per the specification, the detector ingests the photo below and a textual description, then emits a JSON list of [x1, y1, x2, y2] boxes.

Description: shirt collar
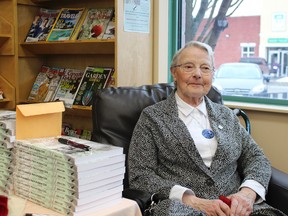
[[175, 91, 207, 117]]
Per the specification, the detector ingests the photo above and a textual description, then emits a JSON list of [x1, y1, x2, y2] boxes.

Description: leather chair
[[92, 83, 288, 215]]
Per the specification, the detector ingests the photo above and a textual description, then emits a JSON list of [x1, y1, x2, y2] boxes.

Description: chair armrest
[[122, 188, 152, 213], [266, 167, 288, 215]]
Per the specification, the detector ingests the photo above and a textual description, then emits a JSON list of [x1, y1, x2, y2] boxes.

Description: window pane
[[177, 0, 288, 104]]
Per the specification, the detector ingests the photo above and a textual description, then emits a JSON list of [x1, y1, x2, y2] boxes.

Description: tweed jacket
[[128, 91, 284, 215]]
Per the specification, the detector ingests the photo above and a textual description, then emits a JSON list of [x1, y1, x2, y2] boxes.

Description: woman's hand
[[183, 193, 230, 216], [228, 187, 256, 216]]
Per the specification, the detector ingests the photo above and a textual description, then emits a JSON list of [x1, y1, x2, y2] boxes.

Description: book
[[53, 68, 85, 108], [73, 66, 114, 106], [102, 10, 115, 39], [27, 65, 65, 102], [77, 8, 114, 40], [0, 114, 14, 195], [15, 136, 123, 165], [47, 8, 85, 41], [25, 8, 60, 42]]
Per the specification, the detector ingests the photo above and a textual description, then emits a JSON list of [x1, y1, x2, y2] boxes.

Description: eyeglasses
[[172, 63, 214, 75]]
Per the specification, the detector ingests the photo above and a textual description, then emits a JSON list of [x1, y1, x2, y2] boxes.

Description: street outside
[[266, 77, 288, 99]]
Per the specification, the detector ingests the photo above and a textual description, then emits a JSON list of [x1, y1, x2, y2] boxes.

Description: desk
[[7, 195, 142, 216]]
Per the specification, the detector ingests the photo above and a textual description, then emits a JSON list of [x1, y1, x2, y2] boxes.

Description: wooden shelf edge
[[0, 34, 10, 46], [20, 40, 115, 55], [0, 99, 11, 103], [70, 105, 92, 111]]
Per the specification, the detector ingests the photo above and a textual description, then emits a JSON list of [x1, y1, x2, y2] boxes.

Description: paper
[[124, 0, 150, 33]]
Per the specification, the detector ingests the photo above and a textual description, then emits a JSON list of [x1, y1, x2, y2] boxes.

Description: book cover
[[53, 68, 85, 108], [73, 66, 114, 106], [27, 65, 65, 103], [77, 8, 114, 40], [47, 8, 85, 41], [15, 136, 123, 165], [25, 8, 60, 42], [102, 10, 115, 39]]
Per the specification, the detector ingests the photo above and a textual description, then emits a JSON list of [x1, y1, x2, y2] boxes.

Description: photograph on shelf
[[76, 8, 114, 40], [25, 8, 60, 42], [47, 8, 85, 41], [73, 66, 114, 107]]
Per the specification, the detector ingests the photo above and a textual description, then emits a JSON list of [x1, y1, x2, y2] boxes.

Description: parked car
[[213, 62, 268, 96], [239, 57, 270, 75]]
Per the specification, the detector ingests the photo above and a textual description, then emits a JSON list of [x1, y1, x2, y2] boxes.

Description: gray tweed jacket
[[128, 91, 285, 215]]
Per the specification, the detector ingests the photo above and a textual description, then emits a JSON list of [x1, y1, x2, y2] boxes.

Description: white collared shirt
[[175, 92, 217, 167]]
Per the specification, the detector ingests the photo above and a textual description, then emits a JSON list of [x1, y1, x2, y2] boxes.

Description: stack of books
[[0, 110, 16, 195], [12, 136, 125, 215]]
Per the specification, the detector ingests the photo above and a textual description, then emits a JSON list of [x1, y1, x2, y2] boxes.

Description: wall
[[247, 110, 288, 173], [226, 102, 288, 174]]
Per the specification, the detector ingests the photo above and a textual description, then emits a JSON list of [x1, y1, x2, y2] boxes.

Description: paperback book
[[27, 65, 65, 103], [102, 10, 115, 39], [25, 8, 60, 42], [53, 68, 85, 108], [77, 8, 114, 40], [73, 66, 114, 107], [47, 8, 85, 41], [15, 136, 123, 165]]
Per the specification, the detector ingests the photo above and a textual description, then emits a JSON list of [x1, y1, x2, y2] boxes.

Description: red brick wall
[[213, 16, 260, 69]]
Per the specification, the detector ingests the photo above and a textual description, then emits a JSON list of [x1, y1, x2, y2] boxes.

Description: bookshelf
[[0, 1, 16, 109], [0, 0, 153, 132]]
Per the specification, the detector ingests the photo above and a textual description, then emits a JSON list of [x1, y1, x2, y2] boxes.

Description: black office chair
[[92, 83, 288, 215]]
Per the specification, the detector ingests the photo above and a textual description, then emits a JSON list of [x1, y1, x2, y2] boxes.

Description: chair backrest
[[91, 83, 223, 188], [92, 83, 222, 152]]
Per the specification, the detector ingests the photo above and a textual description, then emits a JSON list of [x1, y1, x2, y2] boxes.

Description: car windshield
[[216, 65, 262, 79]]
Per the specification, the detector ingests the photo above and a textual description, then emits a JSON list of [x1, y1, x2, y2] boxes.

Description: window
[[241, 43, 256, 57], [170, 0, 288, 105]]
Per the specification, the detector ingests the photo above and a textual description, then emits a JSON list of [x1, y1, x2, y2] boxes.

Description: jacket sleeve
[[128, 110, 178, 199]]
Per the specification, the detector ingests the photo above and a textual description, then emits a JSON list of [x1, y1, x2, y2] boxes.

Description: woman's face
[[171, 46, 214, 106]]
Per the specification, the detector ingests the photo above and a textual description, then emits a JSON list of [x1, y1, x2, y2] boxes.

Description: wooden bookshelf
[[0, 0, 153, 132]]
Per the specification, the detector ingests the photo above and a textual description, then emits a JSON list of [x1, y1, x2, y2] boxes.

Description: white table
[[7, 195, 142, 216]]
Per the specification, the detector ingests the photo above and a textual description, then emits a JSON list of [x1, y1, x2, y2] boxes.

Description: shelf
[[21, 40, 115, 55], [0, 99, 11, 103], [0, 34, 9, 47]]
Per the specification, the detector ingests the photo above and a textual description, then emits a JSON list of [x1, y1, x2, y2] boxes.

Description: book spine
[[14, 187, 72, 215], [13, 174, 77, 197], [12, 152, 75, 171], [12, 170, 76, 194], [14, 141, 71, 163], [13, 181, 75, 205], [13, 162, 77, 183], [0, 140, 13, 149]]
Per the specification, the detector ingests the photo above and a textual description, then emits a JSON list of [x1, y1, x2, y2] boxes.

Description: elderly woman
[[128, 41, 286, 216]]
